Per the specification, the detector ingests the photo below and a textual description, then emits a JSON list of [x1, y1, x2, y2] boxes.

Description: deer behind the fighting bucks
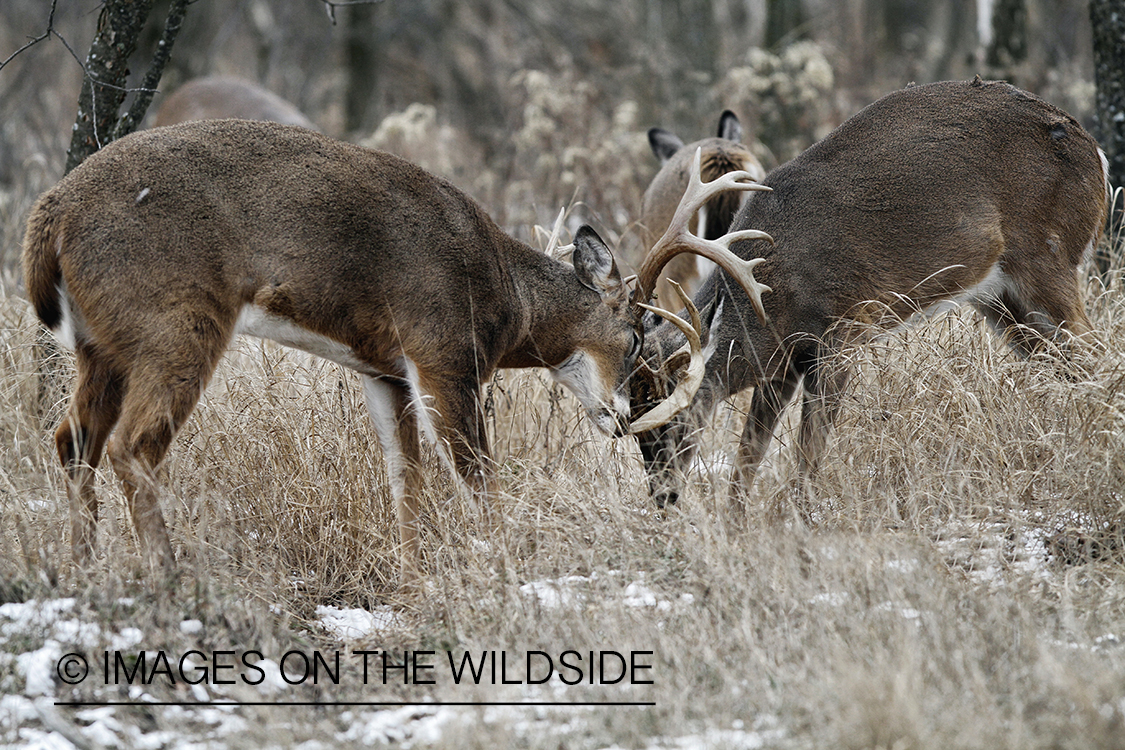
[[634, 110, 767, 310], [23, 119, 769, 585], [631, 78, 1109, 511], [153, 75, 316, 130]]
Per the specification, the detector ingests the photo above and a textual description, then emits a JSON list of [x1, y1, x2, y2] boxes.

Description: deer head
[[631, 110, 767, 310]]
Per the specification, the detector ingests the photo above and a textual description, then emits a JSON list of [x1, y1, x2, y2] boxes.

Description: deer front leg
[[361, 375, 426, 587], [731, 376, 800, 515], [795, 355, 850, 482], [636, 412, 704, 511], [431, 379, 496, 514]]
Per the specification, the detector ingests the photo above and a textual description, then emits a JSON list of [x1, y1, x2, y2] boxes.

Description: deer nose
[[594, 407, 632, 438]]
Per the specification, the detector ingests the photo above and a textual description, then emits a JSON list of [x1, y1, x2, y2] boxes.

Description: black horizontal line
[[54, 700, 656, 707]]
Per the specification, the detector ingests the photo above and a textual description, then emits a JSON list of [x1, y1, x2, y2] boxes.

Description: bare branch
[[64, 0, 158, 174], [112, 0, 191, 140], [0, 0, 59, 71]]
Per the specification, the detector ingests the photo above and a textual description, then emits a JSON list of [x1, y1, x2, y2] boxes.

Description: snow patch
[[520, 575, 595, 610], [339, 705, 465, 746], [17, 643, 62, 696], [317, 605, 402, 641]]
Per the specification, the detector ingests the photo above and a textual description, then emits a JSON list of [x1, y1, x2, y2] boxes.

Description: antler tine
[[543, 206, 567, 258], [635, 147, 775, 325], [629, 281, 705, 433]]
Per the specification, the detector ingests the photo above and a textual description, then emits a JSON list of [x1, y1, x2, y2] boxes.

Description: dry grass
[[1, 35, 1123, 743], [3, 240, 1125, 746]]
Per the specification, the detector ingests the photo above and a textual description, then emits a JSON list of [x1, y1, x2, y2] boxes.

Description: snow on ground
[[0, 523, 1077, 748], [316, 605, 403, 642], [0, 581, 703, 748], [932, 518, 1054, 587], [518, 571, 694, 614]]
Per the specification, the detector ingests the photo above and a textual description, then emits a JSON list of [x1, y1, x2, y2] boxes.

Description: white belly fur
[[234, 303, 375, 375], [899, 262, 1012, 328]]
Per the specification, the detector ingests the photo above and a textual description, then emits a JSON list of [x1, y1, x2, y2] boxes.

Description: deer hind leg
[[55, 342, 127, 567], [976, 234, 1093, 358], [105, 332, 228, 578], [974, 282, 1091, 357], [361, 375, 426, 586]]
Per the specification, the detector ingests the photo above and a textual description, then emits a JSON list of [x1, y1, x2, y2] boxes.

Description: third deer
[[153, 75, 317, 130], [634, 110, 767, 310]]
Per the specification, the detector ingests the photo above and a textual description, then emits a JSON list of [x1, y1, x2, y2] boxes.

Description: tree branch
[[112, 0, 191, 140], [0, 0, 60, 71], [64, 0, 158, 174]]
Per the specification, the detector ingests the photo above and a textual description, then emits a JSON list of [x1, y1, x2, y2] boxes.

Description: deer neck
[[498, 242, 592, 370]]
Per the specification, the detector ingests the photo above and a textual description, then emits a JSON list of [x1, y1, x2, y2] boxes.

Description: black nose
[[653, 490, 679, 509]]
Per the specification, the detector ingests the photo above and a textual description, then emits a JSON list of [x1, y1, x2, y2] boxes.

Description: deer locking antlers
[[23, 119, 771, 585]]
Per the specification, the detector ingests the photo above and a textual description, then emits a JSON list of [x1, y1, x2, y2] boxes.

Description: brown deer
[[153, 75, 316, 130], [630, 78, 1109, 511], [22, 119, 769, 584], [634, 110, 767, 310]]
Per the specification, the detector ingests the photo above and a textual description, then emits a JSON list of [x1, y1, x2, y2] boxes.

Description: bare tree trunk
[[1090, 0, 1125, 271], [987, 0, 1028, 77], [344, 2, 379, 133], [65, 1, 157, 173]]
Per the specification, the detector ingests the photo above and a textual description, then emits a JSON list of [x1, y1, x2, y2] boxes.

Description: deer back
[[698, 78, 1107, 382], [153, 76, 317, 130], [30, 121, 542, 382]]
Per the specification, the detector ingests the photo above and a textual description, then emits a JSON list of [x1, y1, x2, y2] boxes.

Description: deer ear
[[572, 225, 624, 302], [717, 110, 742, 142], [648, 128, 684, 163]]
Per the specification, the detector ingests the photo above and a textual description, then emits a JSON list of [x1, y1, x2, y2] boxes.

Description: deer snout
[[606, 391, 634, 437], [589, 390, 633, 437], [585, 398, 634, 437], [550, 350, 631, 437]]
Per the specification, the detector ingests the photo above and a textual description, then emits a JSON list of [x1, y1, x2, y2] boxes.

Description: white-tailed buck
[[630, 78, 1109, 510], [23, 119, 769, 583], [153, 75, 316, 130], [633, 110, 767, 309]]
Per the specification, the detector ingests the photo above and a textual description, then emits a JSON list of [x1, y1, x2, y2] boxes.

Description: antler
[[634, 147, 775, 325], [629, 282, 705, 434], [543, 207, 575, 260]]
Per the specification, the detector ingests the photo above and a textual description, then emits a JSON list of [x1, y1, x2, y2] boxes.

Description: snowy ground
[[0, 580, 780, 749], [1, 520, 1108, 748]]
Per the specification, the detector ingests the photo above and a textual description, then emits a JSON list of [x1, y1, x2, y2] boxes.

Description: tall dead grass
[[2, 94, 1125, 750], [3, 236, 1125, 745]]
